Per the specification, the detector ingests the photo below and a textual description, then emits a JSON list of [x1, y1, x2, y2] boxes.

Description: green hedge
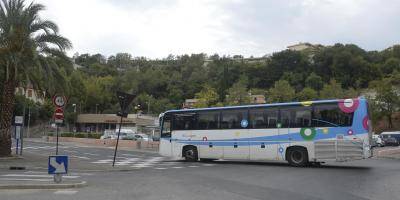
[[47, 132, 101, 139]]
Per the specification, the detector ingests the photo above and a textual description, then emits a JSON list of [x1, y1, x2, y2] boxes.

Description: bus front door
[[159, 116, 173, 157]]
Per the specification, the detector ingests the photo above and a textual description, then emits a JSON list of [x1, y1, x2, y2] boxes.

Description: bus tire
[[199, 158, 216, 162], [287, 147, 308, 167], [183, 146, 198, 162]]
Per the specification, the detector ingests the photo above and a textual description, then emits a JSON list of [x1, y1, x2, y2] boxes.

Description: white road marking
[[71, 155, 90, 160], [1, 174, 80, 179], [154, 167, 167, 170], [0, 178, 53, 182], [83, 153, 99, 156], [171, 166, 184, 169], [202, 164, 216, 166], [24, 171, 47, 174], [121, 154, 138, 157], [188, 166, 199, 168], [54, 190, 78, 195], [65, 150, 78, 153]]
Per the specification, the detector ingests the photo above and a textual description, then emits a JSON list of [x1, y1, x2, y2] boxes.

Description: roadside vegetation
[[1, 1, 399, 156]]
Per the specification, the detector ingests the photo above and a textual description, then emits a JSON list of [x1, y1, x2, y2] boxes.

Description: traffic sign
[[52, 95, 67, 107], [48, 155, 68, 174], [14, 116, 23, 125], [54, 108, 64, 119], [116, 91, 135, 117], [54, 107, 64, 124]]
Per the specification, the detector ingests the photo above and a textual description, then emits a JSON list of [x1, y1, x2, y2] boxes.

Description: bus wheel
[[287, 147, 308, 167], [199, 158, 216, 162], [183, 146, 198, 162]]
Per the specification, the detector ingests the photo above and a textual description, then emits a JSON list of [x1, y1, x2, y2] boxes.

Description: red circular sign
[[52, 95, 67, 107], [54, 108, 64, 120]]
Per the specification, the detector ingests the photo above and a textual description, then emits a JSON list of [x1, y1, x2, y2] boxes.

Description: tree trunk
[[387, 114, 393, 129], [0, 79, 16, 157]]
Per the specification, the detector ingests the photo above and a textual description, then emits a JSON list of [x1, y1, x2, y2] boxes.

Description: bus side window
[[280, 109, 291, 128], [265, 108, 278, 128], [197, 111, 220, 130], [292, 107, 312, 128], [173, 114, 196, 130], [249, 108, 266, 129], [221, 109, 248, 129], [312, 103, 354, 127]]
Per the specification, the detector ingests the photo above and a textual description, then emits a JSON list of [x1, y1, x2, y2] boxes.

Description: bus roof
[[163, 97, 365, 114]]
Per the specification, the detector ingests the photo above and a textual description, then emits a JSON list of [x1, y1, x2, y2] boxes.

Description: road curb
[[0, 181, 87, 190], [0, 156, 24, 160]]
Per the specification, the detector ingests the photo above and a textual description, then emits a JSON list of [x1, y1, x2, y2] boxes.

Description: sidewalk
[[0, 153, 87, 189], [373, 146, 400, 160]]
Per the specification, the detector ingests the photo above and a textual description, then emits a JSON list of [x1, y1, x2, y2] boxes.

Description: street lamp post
[[95, 104, 99, 133], [72, 104, 76, 135], [27, 106, 31, 138]]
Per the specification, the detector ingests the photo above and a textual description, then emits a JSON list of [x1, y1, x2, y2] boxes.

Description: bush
[[47, 132, 101, 139]]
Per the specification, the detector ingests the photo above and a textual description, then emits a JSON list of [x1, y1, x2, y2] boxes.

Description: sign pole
[[112, 115, 123, 167], [15, 139, 19, 155], [56, 124, 59, 155], [20, 129, 23, 155], [112, 91, 135, 167]]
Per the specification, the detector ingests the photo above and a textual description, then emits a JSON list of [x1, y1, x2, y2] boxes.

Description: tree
[[194, 85, 219, 108], [371, 78, 400, 129], [225, 77, 251, 105], [319, 79, 344, 99], [305, 72, 323, 91], [267, 80, 295, 103], [0, 0, 71, 156], [381, 57, 400, 75], [296, 87, 318, 101]]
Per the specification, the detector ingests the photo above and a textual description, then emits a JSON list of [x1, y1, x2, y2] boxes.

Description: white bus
[[159, 98, 372, 166]]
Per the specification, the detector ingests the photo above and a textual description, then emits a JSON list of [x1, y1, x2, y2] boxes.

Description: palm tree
[[0, 0, 72, 156]]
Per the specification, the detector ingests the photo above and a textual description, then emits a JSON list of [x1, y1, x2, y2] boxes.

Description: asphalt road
[[1, 140, 400, 200]]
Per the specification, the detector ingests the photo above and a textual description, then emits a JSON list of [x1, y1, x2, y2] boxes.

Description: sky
[[34, 0, 400, 59]]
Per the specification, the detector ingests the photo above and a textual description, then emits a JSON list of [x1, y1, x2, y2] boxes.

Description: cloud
[[34, 0, 400, 58]]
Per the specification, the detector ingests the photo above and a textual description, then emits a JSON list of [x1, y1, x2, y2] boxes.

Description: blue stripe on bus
[[175, 127, 367, 146]]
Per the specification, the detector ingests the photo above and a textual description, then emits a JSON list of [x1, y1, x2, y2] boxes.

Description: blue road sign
[[48, 155, 68, 174]]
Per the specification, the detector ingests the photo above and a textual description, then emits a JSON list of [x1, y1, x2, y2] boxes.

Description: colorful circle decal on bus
[[301, 101, 313, 107], [362, 116, 369, 131], [241, 119, 249, 128], [278, 147, 284, 153], [322, 128, 329, 134], [300, 128, 316, 141], [347, 129, 354, 135], [202, 137, 208, 141], [338, 98, 359, 113]]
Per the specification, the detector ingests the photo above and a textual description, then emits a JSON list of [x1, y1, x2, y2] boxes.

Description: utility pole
[[27, 106, 31, 138], [95, 104, 99, 133]]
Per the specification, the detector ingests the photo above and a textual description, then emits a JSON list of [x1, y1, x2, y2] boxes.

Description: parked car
[[152, 136, 160, 141], [383, 137, 399, 146], [100, 131, 115, 139], [372, 135, 384, 147], [133, 133, 151, 141]]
